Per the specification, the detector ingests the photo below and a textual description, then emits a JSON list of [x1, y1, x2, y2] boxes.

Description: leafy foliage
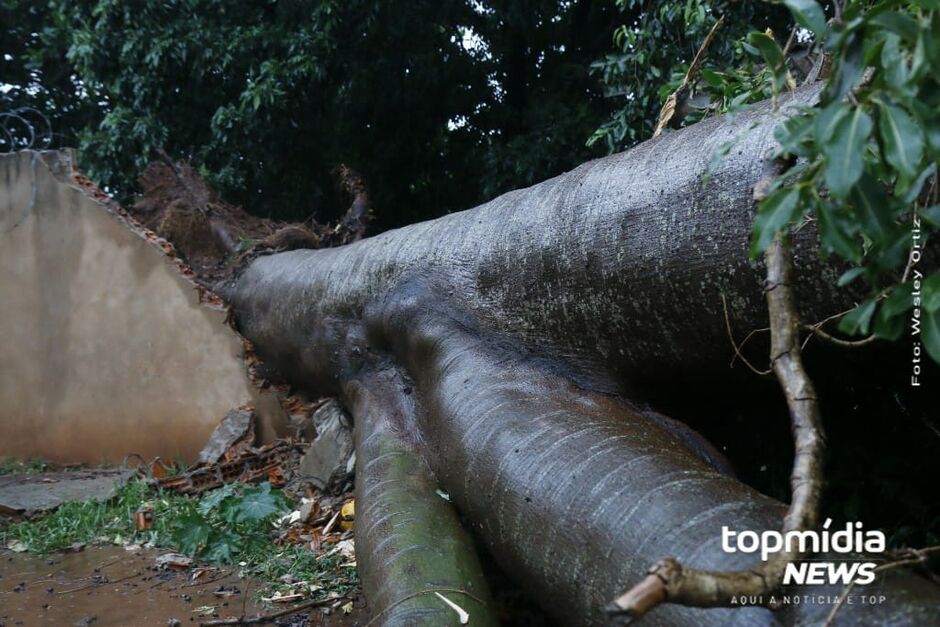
[[173, 482, 291, 562], [747, 1, 940, 362], [588, 0, 790, 150], [3, 0, 621, 228]]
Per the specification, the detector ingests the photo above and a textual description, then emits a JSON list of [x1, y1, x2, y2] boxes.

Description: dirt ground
[[0, 546, 366, 626], [129, 159, 370, 284]]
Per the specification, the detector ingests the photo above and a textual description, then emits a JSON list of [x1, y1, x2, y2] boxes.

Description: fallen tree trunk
[[225, 90, 939, 625]]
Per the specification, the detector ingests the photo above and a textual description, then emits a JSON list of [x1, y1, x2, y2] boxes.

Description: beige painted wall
[[0, 150, 286, 464]]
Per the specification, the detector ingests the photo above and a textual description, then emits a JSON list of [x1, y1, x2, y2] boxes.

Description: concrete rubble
[[298, 400, 355, 494]]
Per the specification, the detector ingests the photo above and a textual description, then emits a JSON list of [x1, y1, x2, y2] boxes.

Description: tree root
[[345, 366, 497, 626]]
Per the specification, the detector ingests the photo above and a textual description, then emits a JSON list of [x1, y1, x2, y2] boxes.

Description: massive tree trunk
[[225, 90, 939, 625]]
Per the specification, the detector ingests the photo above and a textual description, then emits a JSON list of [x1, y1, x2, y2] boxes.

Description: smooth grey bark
[[225, 89, 939, 626]]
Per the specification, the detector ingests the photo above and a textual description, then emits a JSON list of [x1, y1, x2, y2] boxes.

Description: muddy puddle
[[0, 546, 365, 626]]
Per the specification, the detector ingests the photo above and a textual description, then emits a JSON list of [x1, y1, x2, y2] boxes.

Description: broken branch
[[199, 596, 335, 625]]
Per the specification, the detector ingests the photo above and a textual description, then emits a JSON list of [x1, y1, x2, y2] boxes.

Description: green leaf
[[880, 34, 912, 93], [922, 309, 940, 364], [874, 304, 906, 341], [923, 273, 940, 313], [911, 99, 940, 160], [815, 101, 849, 145], [921, 205, 940, 228], [827, 32, 865, 101], [233, 483, 289, 523], [873, 226, 912, 272], [904, 164, 937, 204], [882, 282, 914, 319], [747, 32, 788, 92], [203, 530, 240, 563], [838, 299, 877, 335], [783, 0, 826, 36], [172, 513, 212, 557], [751, 186, 802, 257], [837, 267, 866, 287], [878, 102, 924, 179], [775, 113, 813, 156], [817, 203, 862, 262], [197, 484, 239, 515], [701, 68, 725, 88], [822, 107, 872, 198], [870, 11, 919, 44], [849, 176, 893, 239]]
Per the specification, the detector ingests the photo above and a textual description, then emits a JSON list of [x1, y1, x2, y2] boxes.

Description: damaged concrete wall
[[0, 150, 287, 463]]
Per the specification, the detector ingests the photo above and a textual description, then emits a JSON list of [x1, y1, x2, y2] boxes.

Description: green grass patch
[[0, 457, 51, 475], [0, 479, 358, 599]]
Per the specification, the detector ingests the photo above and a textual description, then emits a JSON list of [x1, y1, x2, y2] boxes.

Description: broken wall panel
[[0, 150, 287, 463]]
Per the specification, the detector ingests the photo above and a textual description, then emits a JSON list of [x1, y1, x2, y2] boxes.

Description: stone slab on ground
[[0, 470, 123, 516]]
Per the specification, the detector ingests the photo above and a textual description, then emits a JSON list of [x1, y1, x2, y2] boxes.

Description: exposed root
[[346, 369, 498, 626]]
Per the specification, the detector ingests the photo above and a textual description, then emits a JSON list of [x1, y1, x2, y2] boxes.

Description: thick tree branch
[[225, 87, 938, 625], [606, 191, 826, 623]]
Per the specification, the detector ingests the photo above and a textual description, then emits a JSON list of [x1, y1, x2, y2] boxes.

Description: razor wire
[[0, 106, 53, 152]]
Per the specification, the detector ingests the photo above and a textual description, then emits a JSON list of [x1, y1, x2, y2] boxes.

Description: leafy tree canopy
[[2, 0, 626, 228]]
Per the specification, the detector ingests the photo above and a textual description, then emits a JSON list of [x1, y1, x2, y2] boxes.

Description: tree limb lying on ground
[[223, 86, 940, 625]]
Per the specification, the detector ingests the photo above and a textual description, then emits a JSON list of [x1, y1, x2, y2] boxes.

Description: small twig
[[653, 16, 724, 137], [176, 570, 231, 590], [782, 26, 798, 56], [199, 597, 335, 625], [721, 293, 772, 375], [824, 545, 940, 626], [917, 416, 940, 441], [57, 570, 142, 595], [802, 324, 876, 349], [56, 582, 96, 595], [730, 326, 771, 366], [833, 0, 844, 23], [322, 510, 341, 535]]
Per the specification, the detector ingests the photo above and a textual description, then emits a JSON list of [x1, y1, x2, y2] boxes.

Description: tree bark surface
[[226, 88, 939, 625]]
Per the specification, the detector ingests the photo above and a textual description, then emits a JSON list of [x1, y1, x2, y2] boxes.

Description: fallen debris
[[298, 400, 355, 494], [156, 553, 194, 571], [199, 596, 337, 626], [135, 504, 154, 530], [434, 591, 470, 625], [155, 441, 291, 495], [197, 405, 256, 465]]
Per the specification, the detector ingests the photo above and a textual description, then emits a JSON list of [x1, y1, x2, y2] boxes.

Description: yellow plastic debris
[[339, 498, 355, 531]]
